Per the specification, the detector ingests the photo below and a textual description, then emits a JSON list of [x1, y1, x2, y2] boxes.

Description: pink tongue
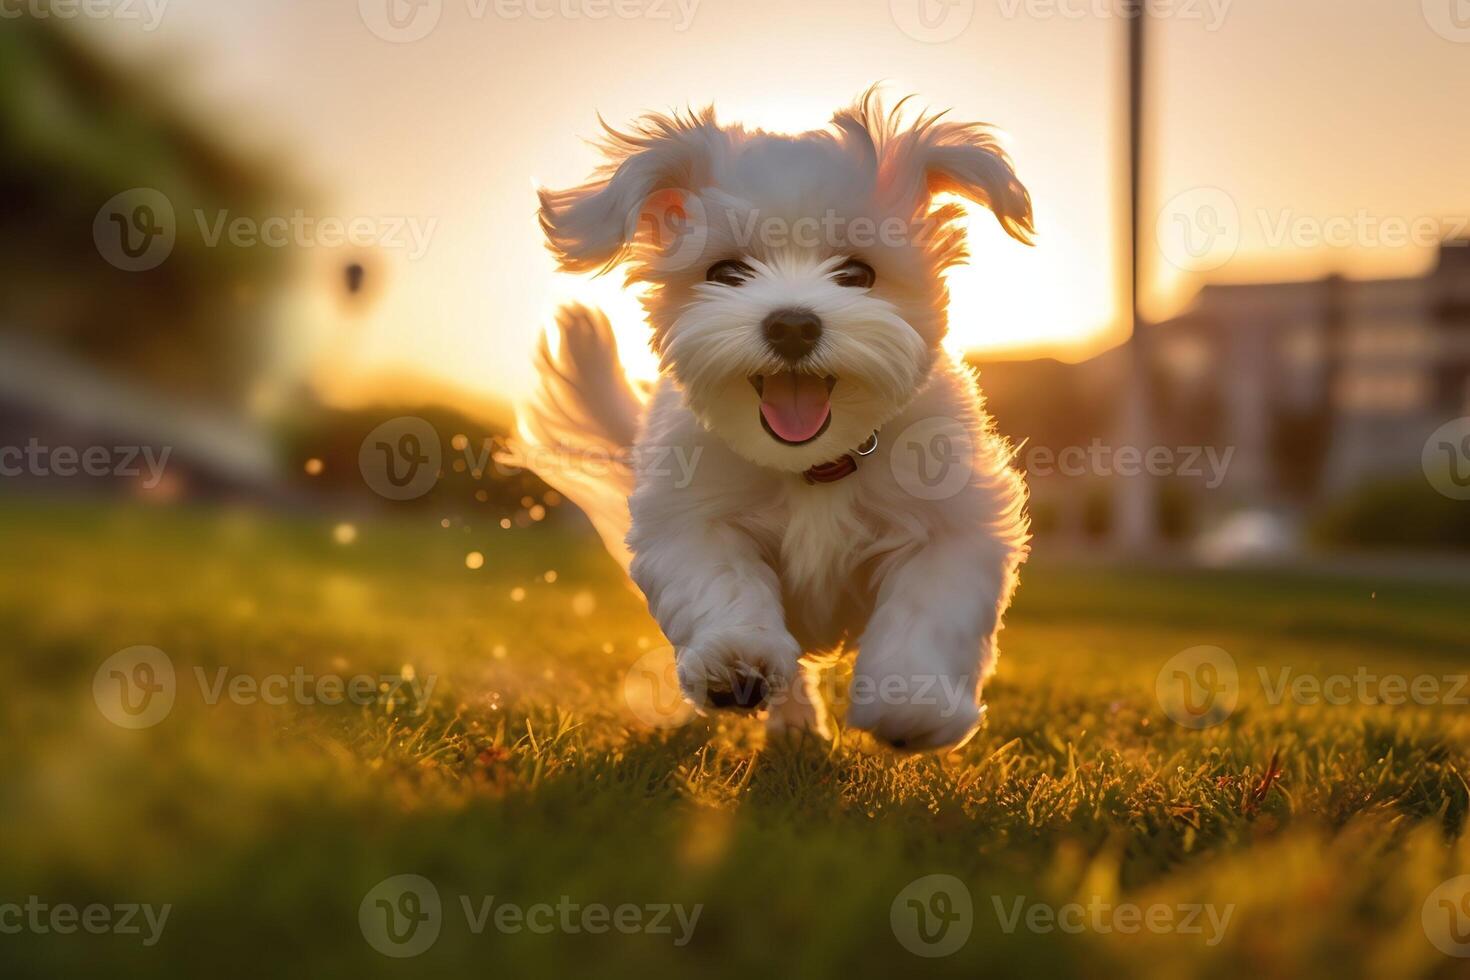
[[759, 372, 830, 443]]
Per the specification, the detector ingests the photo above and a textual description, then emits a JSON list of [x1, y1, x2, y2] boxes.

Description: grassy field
[[2, 500, 1469, 979]]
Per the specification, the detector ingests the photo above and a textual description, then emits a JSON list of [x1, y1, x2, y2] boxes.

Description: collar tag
[[803, 431, 879, 485]]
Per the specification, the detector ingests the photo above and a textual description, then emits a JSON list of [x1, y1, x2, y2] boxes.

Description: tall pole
[[1115, 1, 1156, 551]]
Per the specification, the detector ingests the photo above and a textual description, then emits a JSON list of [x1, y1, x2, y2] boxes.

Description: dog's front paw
[[763, 667, 831, 741], [677, 626, 801, 713], [845, 666, 985, 753]]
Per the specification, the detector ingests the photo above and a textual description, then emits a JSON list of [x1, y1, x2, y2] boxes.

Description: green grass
[[2, 501, 1468, 979]]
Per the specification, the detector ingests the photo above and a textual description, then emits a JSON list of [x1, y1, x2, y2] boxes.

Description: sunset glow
[[93, 0, 1470, 402]]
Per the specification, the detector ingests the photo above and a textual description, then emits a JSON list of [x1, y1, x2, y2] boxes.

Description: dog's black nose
[[706, 675, 768, 711], [762, 309, 822, 363]]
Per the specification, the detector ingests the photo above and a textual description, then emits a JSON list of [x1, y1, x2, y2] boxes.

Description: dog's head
[[539, 90, 1034, 471]]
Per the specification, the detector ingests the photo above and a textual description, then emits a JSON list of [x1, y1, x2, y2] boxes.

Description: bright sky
[[90, 0, 1470, 401]]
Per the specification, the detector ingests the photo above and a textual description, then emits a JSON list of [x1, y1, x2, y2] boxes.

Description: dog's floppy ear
[[843, 92, 1034, 248], [539, 109, 720, 274], [910, 121, 1035, 246]]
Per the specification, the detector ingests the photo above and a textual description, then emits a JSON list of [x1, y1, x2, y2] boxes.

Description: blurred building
[[978, 240, 1470, 551]]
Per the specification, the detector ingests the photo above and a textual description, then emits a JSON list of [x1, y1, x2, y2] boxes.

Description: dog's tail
[[499, 304, 643, 572]]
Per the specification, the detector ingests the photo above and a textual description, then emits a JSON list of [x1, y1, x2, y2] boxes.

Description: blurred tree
[[0, 9, 300, 409]]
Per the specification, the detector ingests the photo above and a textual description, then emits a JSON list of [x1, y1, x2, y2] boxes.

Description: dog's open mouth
[[750, 372, 836, 445]]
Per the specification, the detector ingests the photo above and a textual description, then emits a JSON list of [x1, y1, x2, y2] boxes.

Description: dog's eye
[[832, 259, 876, 289], [706, 259, 755, 287]]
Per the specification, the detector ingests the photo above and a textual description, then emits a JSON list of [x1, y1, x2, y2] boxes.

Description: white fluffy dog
[[514, 90, 1032, 751]]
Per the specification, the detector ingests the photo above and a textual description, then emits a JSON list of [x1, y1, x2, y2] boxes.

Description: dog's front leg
[[846, 538, 1017, 752], [630, 521, 803, 716], [762, 661, 831, 741]]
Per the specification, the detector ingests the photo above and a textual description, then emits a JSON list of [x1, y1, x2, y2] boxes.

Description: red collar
[[803, 431, 879, 485]]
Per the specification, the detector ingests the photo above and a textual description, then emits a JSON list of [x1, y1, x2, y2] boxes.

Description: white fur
[[515, 90, 1033, 751]]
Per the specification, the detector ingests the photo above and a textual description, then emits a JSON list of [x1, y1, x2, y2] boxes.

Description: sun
[[940, 196, 1115, 361]]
